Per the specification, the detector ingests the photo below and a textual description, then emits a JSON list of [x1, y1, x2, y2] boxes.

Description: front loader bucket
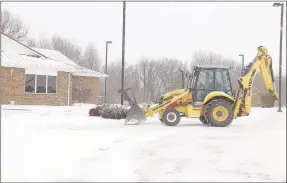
[[125, 104, 146, 125], [117, 88, 146, 125]]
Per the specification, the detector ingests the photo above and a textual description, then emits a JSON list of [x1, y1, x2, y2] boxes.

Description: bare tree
[[37, 36, 51, 49], [105, 60, 122, 104], [124, 64, 143, 102], [51, 35, 82, 63], [26, 36, 52, 49], [26, 37, 36, 47], [1, 9, 28, 41], [137, 59, 148, 101], [136, 59, 158, 102], [191, 51, 224, 66], [101, 60, 143, 104], [156, 58, 183, 93], [221, 58, 242, 92], [135, 58, 184, 102], [80, 43, 101, 70]]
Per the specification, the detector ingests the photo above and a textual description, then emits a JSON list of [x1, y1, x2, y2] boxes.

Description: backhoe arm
[[233, 46, 279, 118]]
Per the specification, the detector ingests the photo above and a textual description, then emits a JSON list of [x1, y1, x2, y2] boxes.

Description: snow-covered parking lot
[[1, 104, 286, 182]]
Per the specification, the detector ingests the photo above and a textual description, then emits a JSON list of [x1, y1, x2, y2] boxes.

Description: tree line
[[1, 9, 285, 106], [103, 53, 286, 107]]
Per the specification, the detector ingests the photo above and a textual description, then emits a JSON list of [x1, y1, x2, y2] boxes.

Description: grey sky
[[2, 2, 286, 75]]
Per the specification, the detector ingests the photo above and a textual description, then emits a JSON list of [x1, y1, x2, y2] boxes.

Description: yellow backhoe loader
[[118, 46, 279, 127]]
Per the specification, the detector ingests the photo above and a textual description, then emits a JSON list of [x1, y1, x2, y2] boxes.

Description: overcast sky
[[2, 2, 286, 75]]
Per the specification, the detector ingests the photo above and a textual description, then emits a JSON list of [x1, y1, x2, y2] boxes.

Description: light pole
[[273, 2, 284, 112], [179, 69, 184, 88], [239, 54, 244, 76], [143, 62, 146, 101], [121, 1, 126, 105], [104, 41, 112, 103]]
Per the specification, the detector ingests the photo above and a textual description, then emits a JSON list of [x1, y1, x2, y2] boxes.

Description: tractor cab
[[187, 65, 234, 104]]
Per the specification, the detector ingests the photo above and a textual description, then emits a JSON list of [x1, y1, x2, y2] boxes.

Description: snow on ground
[[1, 104, 286, 182]]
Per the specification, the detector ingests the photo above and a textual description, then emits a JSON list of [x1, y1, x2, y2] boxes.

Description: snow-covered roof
[[1, 52, 76, 75], [72, 67, 108, 77], [31, 47, 78, 67], [31, 47, 108, 78], [0, 34, 107, 78], [1, 33, 47, 58]]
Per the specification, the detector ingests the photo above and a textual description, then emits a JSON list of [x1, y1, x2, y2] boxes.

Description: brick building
[[0, 33, 107, 106]]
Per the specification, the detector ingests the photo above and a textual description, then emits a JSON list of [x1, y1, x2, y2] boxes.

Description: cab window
[[196, 70, 214, 90], [195, 69, 214, 102], [215, 69, 232, 95]]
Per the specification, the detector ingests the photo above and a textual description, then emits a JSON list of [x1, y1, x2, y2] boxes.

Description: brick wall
[[0, 66, 71, 106], [72, 75, 100, 104]]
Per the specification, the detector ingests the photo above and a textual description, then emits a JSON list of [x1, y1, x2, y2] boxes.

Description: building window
[[25, 74, 36, 93], [36, 75, 47, 93], [24, 74, 57, 94]]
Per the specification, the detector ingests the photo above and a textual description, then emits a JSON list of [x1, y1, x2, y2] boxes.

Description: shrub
[[89, 102, 155, 119], [89, 105, 104, 116], [100, 104, 128, 119]]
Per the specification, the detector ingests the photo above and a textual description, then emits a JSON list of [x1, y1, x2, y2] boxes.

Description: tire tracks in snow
[[127, 127, 285, 182], [53, 125, 185, 182]]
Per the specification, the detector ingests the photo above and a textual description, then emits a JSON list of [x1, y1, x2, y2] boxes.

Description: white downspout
[[68, 72, 71, 106]]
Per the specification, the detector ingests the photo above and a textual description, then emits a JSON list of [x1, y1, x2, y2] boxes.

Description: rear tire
[[162, 108, 181, 126], [204, 99, 234, 127]]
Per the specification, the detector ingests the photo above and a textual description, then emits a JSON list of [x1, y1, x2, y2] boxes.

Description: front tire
[[204, 99, 234, 127], [162, 108, 181, 126], [199, 115, 208, 124]]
